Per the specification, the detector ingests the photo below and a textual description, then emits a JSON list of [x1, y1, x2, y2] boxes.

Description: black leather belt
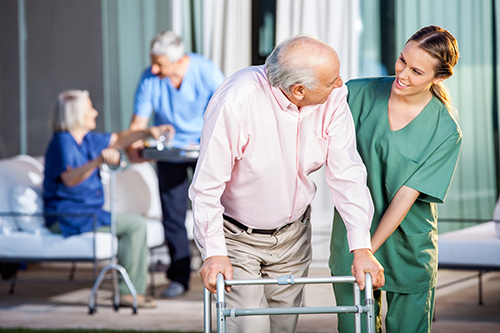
[[223, 208, 310, 235]]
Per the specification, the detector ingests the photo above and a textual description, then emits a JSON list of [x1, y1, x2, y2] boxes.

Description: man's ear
[[291, 84, 305, 101]]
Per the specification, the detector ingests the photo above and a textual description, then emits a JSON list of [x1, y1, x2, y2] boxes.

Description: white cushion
[[146, 218, 165, 248], [0, 217, 17, 235], [438, 222, 500, 269], [0, 155, 45, 232], [0, 231, 117, 260], [9, 185, 48, 234], [102, 162, 163, 220]]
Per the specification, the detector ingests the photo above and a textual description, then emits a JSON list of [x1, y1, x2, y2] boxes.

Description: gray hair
[[150, 31, 185, 62], [265, 35, 321, 94], [50, 90, 89, 132]]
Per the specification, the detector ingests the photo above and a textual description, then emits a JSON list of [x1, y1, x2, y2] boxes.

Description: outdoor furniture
[[0, 155, 165, 294]]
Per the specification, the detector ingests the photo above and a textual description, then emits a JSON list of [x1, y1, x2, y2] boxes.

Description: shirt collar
[[265, 66, 321, 116], [270, 85, 300, 113]]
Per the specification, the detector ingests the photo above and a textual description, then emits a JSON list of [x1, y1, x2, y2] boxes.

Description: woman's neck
[[388, 89, 433, 131], [69, 128, 89, 145]]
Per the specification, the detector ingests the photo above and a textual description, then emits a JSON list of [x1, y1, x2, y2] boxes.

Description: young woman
[[329, 26, 462, 332], [43, 90, 173, 308]]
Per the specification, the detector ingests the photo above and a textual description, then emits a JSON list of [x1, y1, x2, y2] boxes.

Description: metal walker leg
[[88, 162, 138, 315]]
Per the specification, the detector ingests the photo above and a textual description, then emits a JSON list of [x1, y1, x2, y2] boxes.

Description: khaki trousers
[[223, 214, 312, 333]]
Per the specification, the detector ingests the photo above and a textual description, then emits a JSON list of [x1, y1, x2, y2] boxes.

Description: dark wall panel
[[0, 0, 20, 158], [26, 0, 104, 157]]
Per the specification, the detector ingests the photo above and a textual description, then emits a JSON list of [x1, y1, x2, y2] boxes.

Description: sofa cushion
[[0, 217, 18, 235], [9, 185, 49, 235], [0, 231, 117, 260]]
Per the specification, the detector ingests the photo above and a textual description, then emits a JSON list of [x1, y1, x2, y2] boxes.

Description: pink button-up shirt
[[189, 65, 373, 258]]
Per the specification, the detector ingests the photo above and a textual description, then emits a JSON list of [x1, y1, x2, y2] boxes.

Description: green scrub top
[[329, 77, 462, 293]]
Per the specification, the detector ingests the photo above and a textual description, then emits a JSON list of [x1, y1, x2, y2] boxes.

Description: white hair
[[265, 35, 321, 94], [150, 31, 185, 62], [51, 90, 89, 132]]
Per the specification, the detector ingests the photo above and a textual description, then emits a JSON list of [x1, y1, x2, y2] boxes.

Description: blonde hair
[[50, 90, 89, 132], [407, 26, 459, 117]]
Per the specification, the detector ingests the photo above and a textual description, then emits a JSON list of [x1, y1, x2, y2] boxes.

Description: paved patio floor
[[0, 262, 499, 332]]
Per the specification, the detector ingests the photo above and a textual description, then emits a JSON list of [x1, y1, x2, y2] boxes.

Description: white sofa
[[437, 208, 500, 304], [0, 154, 165, 290]]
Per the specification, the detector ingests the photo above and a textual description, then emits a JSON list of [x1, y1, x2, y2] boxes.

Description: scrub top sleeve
[[133, 69, 155, 118], [57, 134, 82, 170], [405, 131, 462, 203], [86, 132, 112, 158], [46, 135, 69, 179]]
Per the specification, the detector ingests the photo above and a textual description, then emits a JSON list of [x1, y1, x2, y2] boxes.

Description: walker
[[88, 161, 138, 315], [204, 273, 375, 333]]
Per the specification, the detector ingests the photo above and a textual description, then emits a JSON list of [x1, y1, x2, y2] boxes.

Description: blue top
[[43, 131, 112, 237], [133, 52, 224, 148]]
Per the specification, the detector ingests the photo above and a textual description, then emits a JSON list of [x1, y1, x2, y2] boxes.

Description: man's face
[[300, 61, 343, 107], [302, 73, 343, 106], [150, 54, 177, 79]]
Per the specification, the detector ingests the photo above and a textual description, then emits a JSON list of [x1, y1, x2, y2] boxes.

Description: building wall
[[0, 0, 104, 158]]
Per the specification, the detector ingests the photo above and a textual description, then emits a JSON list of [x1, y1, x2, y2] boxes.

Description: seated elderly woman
[[43, 89, 174, 308]]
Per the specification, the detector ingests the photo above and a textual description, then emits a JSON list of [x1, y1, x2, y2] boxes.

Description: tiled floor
[[0, 262, 499, 332]]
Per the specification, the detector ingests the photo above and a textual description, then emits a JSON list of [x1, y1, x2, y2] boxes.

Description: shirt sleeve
[[405, 131, 462, 203], [133, 69, 154, 118], [188, 96, 243, 258], [324, 87, 374, 251]]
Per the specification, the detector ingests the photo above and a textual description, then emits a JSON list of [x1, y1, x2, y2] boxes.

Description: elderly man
[[126, 31, 224, 298], [189, 35, 384, 333]]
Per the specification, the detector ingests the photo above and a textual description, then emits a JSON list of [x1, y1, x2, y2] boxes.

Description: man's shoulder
[[188, 53, 219, 69], [229, 65, 266, 81], [218, 66, 267, 97]]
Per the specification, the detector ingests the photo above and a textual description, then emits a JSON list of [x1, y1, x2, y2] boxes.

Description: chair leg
[[478, 271, 483, 305], [69, 262, 77, 280], [8, 272, 18, 295]]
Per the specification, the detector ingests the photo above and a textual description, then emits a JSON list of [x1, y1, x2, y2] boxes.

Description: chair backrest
[[102, 162, 162, 219]]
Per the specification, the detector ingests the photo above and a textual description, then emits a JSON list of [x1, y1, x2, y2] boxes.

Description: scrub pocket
[[395, 230, 437, 283]]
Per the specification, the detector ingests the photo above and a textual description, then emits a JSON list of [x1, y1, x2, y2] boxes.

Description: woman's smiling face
[[392, 41, 443, 97]]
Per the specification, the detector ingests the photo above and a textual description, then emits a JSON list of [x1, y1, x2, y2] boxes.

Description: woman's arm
[[109, 123, 174, 150], [60, 148, 121, 187], [371, 185, 420, 253]]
